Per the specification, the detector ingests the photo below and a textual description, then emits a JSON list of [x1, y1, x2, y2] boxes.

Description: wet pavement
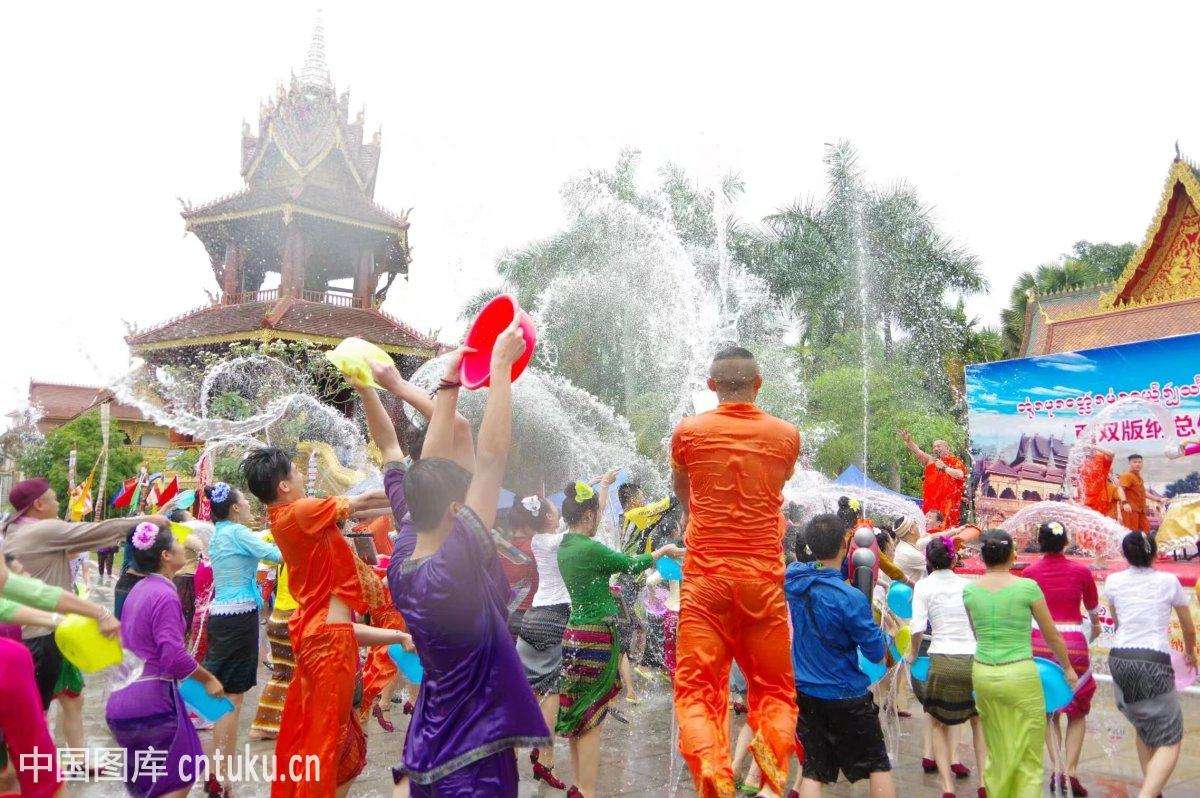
[[61, 582, 1200, 796]]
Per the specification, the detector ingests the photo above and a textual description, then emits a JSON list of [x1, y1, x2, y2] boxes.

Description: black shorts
[[203, 610, 260, 695], [797, 691, 891, 784], [25, 634, 64, 710]]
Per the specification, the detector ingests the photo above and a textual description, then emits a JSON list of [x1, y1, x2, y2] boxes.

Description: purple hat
[[8, 478, 51, 523]]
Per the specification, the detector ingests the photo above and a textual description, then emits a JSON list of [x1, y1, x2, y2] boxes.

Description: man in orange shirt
[[1118, 454, 1163, 532], [671, 347, 800, 797], [242, 449, 411, 798], [899, 430, 965, 526]]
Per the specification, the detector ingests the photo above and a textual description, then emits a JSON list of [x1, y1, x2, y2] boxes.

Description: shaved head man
[[899, 429, 966, 527], [672, 345, 800, 796]]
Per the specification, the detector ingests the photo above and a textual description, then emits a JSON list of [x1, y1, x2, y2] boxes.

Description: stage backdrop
[[964, 332, 1200, 526]]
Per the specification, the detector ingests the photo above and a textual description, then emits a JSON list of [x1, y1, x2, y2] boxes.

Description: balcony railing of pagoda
[[301, 289, 365, 308], [223, 288, 279, 305], [220, 288, 371, 310]]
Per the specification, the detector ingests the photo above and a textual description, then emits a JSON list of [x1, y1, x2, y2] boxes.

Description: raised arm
[[1175, 605, 1197, 669], [370, 359, 476, 471], [898, 429, 932, 466], [355, 377, 404, 464], [465, 319, 525, 530], [422, 347, 471, 463]]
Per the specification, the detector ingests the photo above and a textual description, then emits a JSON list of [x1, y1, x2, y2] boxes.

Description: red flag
[[111, 477, 138, 509], [155, 476, 179, 508]]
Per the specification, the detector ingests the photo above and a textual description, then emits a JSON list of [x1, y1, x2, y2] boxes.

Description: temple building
[[126, 22, 438, 371], [973, 434, 1069, 522], [1020, 156, 1200, 355], [19, 24, 437, 483]]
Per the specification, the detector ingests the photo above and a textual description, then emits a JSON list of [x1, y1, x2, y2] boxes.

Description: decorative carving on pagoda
[[1104, 158, 1200, 308]]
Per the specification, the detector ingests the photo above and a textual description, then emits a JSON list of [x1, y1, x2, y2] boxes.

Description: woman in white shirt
[[1105, 531, 1196, 798], [512, 495, 570, 789], [907, 536, 986, 798], [891, 516, 928, 586]]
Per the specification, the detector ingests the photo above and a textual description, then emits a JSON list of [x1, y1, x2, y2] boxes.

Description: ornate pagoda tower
[[127, 21, 438, 372]]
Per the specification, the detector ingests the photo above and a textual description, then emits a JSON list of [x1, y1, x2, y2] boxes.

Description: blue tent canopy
[[833, 464, 922, 508]]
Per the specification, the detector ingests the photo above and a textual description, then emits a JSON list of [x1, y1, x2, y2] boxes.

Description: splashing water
[[1063, 396, 1180, 499], [785, 468, 926, 535], [1000, 500, 1126, 559]]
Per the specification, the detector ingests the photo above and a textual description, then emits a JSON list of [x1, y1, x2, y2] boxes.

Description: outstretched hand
[[600, 468, 620, 487], [654, 543, 686, 561], [898, 429, 913, 445]]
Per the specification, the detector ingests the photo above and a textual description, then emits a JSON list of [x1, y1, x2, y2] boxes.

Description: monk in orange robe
[[1118, 454, 1161, 533], [242, 448, 408, 798], [671, 347, 800, 797], [1078, 447, 1122, 518], [900, 430, 965, 526]]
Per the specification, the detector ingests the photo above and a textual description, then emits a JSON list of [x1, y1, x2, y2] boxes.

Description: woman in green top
[[962, 530, 1077, 798], [556, 475, 683, 798]]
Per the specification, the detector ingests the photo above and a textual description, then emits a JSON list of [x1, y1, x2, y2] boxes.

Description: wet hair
[[404, 458, 471, 531], [617, 482, 643, 509], [925, 536, 955, 573], [1120, 530, 1156, 568], [712, 345, 755, 363], [561, 482, 600, 528], [507, 496, 545, 532], [126, 522, 175, 573], [980, 529, 1015, 567], [167, 509, 189, 524], [203, 485, 242, 521], [836, 496, 861, 529], [242, 447, 294, 504], [1128, 454, 1144, 462], [802, 513, 847, 560], [1037, 521, 1069, 554]]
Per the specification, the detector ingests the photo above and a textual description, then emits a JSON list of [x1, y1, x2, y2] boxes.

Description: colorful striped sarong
[[555, 621, 620, 738], [249, 606, 295, 737], [1032, 627, 1094, 718]]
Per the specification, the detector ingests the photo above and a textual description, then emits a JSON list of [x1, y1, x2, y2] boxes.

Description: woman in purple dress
[[356, 331, 549, 797], [106, 521, 226, 798]]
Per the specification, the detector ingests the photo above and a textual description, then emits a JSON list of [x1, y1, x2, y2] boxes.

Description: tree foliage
[[19, 411, 142, 510], [999, 240, 1135, 357]]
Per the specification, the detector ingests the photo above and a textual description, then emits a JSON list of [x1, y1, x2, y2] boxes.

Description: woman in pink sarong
[[1024, 521, 1101, 797]]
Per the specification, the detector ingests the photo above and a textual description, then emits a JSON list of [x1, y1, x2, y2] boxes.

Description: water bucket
[[179, 677, 234, 722], [656, 556, 683, 581], [892, 625, 912, 658], [886, 582, 913, 620], [54, 614, 123, 673], [171, 522, 192, 544], [1033, 656, 1073, 713], [388, 644, 424, 684], [858, 650, 887, 686], [325, 337, 394, 389], [459, 294, 537, 390]]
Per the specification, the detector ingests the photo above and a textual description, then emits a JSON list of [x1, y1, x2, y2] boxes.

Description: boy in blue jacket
[[785, 513, 896, 797]]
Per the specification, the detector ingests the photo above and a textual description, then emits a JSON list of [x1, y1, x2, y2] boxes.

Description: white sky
[[3, 1, 1198, 419]]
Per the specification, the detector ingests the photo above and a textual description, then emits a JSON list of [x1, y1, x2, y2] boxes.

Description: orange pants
[[675, 575, 798, 797], [272, 623, 365, 797]]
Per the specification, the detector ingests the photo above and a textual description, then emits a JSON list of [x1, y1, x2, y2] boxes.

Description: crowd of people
[[0, 330, 1195, 798]]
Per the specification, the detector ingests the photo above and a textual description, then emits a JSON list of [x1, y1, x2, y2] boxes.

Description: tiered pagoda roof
[[128, 20, 436, 363], [1021, 157, 1200, 355]]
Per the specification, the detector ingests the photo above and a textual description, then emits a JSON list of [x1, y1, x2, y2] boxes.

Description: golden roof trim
[[1102, 159, 1200, 308], [129, 328, 435, 357], [244, 117, 367, 193], [184, 202, 407, 236]]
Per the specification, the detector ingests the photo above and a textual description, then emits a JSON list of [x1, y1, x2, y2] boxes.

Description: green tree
[[19, 411, 142, 511], [759, 141, 985, 375], [999, 240, 1135, 357]]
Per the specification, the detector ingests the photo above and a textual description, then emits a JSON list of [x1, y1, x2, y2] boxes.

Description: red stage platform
[[956, 553, 1198, 588]]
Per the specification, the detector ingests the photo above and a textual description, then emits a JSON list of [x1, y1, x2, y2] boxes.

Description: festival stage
[[955, 552, 1197, 587]]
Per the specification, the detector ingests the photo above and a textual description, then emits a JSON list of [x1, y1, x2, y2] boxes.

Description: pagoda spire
[[300, 11, 331, 90]]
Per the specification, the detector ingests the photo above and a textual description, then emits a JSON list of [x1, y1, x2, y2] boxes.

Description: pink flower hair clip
[[132, 522, 159, 550]]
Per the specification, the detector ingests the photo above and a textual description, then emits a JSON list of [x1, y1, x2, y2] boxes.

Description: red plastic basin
[[459, 294, 537, 390]]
